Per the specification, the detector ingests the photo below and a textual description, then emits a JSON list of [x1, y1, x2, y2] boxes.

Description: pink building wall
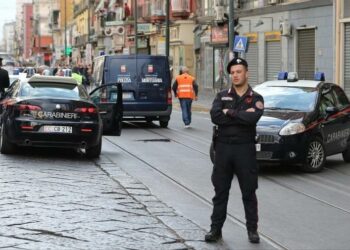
[[23, 3, 33, 60]]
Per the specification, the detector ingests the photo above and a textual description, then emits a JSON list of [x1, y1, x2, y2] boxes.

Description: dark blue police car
[[254, 72, 350, 172]]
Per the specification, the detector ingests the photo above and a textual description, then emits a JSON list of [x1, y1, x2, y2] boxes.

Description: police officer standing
[[0, 58, 10, 96], [205, 58, 264, 243]]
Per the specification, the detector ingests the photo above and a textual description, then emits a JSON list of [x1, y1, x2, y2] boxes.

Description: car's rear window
[[254, 85, 318, 112], [20, 82, 88, 99]]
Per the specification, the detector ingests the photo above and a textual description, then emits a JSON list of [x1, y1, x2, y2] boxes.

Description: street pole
[[134, 0, 138, 54], [64, 0, 67, 61], [87, 0, 90, 43], [165, 0, 169, 57], [228, 0, 234, 54]]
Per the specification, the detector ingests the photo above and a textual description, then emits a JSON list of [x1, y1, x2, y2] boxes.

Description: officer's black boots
[[247, 230, 260, 243], [204, 229, 222, 242]]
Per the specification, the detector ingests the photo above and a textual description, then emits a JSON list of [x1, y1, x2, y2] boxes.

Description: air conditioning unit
[[268, 0, 277, 5], [115, 26, 125, 36], [280, 21, 292, 36], [104, 27, 113, 36], [214, 6, 225, 21]]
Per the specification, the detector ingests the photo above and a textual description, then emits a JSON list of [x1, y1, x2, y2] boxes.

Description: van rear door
[[136, 57, 170, 111]]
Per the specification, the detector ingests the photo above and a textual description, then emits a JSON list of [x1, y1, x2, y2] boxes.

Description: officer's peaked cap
[[226, 57, 248, 73]]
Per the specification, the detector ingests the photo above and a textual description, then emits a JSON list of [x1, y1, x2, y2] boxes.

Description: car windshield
[[254, 85, 318, 112], [19, 82, 89, 99]]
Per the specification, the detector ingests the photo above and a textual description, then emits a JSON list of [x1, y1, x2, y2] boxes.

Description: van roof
[[96, 54, 168, 60]]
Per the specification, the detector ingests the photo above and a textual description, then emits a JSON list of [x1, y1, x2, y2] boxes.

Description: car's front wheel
[[0, 123, 16, 154], [86, 138, 102, 159], [300, 137, 325, 172]]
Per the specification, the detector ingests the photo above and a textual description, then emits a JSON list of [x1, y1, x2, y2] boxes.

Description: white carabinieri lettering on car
[[221, 97, 233, 101], [326, 128, 350, 143], [34, 111, 79, 119]]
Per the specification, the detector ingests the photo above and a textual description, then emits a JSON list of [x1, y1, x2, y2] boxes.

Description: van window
[[107, 57, 170, 85], [137, 59, 168, 85]]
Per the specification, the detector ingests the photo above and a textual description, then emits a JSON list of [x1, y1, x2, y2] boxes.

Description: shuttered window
[[265, 41, 281, 81], [297, 29, 315, 80], [246, 43, 258, 86], [344, 23, 350, 97]]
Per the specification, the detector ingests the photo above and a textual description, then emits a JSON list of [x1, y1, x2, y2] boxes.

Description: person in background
[[72, 67, 83, 85], [0, 57, 10, 96], [172, 66, 198, 128]]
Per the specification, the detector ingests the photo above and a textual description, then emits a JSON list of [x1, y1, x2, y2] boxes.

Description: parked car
[[210, 72, 350, 172], [92, 54, 172, 128], [254, 72, 350, 172], [0, 75, 123, 158]]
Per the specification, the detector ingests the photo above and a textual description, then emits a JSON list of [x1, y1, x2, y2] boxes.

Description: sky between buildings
[[0, 1, 17, 42]]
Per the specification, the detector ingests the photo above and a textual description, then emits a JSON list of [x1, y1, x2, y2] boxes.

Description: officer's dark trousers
[[210, 141, 259, 232]]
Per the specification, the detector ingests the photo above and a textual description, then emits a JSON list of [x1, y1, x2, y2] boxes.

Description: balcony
[[171, 0, 190, 19]]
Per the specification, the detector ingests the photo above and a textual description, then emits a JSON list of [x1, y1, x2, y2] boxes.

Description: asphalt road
[[103, 109, 350, 250]]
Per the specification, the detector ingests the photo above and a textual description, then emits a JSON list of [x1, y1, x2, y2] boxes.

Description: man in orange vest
[[172, 66, 198, 128]]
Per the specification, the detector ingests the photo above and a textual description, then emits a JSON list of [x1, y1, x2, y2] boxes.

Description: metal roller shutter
[[265, 41, 281, 81], [297, 29, 315, 80], [344, 23, 350, 97], [246, 43, 258, 86], [203, 46, 213, 89]]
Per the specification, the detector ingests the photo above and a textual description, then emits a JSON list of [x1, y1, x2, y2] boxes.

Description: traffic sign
[[233, 36, 248, 53]]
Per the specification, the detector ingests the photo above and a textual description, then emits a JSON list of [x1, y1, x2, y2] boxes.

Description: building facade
[[195, 0, 334, 92], [335, 0, 350, 97]]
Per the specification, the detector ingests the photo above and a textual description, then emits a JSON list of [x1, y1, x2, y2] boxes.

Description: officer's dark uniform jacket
[[210, 86, 264, 144]]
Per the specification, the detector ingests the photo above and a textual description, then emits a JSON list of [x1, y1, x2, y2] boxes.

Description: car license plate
[[43, 126, 72, 133], [255, 143, 261, 152], [122, 92, 133, 100]]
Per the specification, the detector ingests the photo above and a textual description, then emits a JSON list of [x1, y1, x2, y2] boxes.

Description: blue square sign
[[233, 36, 248, 53]]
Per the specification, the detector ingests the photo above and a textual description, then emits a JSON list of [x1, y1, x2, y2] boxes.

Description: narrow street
[[104, 109, 350, 250]]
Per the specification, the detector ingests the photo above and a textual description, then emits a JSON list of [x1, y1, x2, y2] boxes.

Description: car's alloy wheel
[[301, 138, 325, 172]]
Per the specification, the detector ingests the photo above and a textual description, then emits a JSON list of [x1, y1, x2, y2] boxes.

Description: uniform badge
[[221, 97, 233, 101], [255, 101, 264, 110], [245, 97, 252, 104]]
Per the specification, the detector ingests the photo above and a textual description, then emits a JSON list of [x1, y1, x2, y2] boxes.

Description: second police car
[[254, 72, 350, 172]]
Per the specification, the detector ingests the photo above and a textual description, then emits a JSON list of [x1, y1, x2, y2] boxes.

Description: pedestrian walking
[[0, 57, 10, 97], [205, 58, 264, 244], [72, 67, 83, 85], [172, 66, 198, 128]]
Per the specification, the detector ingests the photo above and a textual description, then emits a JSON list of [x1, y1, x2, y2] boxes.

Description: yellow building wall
[[60, 0, 74, 27]]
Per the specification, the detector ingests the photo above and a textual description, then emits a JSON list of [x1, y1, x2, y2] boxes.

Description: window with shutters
[[297, 29, 315, 80]]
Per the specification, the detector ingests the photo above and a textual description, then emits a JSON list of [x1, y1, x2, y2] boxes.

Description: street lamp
[[64, 0, 67, 60]]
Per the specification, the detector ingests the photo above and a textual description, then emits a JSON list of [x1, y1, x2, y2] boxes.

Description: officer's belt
[[216, 136, 255, 144]]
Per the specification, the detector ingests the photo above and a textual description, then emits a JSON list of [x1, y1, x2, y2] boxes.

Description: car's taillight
[[167, 88, 172, 105], [16, 104, 42, 111], [74, 107, 97, 113]]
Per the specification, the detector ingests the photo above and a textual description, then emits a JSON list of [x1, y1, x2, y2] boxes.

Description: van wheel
[[342, 144, 350, 162], [86, 138, 102, 159], [0, 123, 16, 154], [300, 137, 325, 173], [159, 120, 168, 128]]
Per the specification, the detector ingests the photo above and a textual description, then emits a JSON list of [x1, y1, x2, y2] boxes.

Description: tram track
[[104, 121, 350, 249]]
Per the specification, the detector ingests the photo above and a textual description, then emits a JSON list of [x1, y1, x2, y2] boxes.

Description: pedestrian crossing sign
[[233, 36, 248, 53]]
